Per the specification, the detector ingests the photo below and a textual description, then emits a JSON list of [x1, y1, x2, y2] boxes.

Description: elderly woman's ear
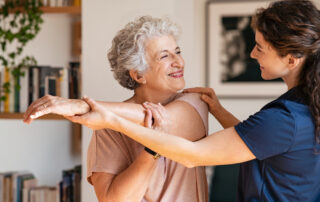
[[129, 69, 146, 84]]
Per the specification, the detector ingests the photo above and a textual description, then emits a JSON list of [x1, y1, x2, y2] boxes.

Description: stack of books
[[0, 165, 81, 202]]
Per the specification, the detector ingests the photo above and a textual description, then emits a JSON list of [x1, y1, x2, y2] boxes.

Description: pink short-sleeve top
[[87, 93, 209, 202]]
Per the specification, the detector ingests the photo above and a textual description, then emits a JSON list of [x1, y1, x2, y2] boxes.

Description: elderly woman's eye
[[176, 51, 181, 54], [160, 55, 168, 59]]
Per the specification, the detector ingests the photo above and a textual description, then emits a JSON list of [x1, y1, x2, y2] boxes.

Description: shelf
[[1, 6, 81, 15], [0, 113, 65, 120], [40, 6, 81, 14]]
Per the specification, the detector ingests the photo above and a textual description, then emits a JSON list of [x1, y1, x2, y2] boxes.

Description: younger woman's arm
[[68, 97, 256, 167]]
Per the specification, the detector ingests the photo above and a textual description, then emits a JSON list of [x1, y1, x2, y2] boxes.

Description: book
[[60, 67, 69, 98], [14, 72, 20, 113], [68, 62, 80, 99], [28, 66, 40, 106], [0, 174, 3, 202], [32, 67, 39, 104], [17, 173, 35, 202], [2, 172, 16, 202], [38, 66, 51, 98], [19, 67, 29, 113], [58, 165, 81, 202], [29, 186, 57, 202], [0, 71, 2, 112], [12, 171, 30, 202], [4, 68, 10, 113], [22, 178, 38, 202], [44, 67, 62, 97]]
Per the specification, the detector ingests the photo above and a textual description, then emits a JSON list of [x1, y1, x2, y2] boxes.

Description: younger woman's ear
[[287, 55, 304, 70], [129, 69, 146, 84]]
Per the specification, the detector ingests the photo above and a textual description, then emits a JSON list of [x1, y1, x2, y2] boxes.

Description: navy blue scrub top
[[235, 87, 320, 202]]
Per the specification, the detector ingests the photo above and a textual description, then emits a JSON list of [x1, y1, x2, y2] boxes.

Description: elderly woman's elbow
[[182, 158, 197, 168], [185, 163, 196, 168]]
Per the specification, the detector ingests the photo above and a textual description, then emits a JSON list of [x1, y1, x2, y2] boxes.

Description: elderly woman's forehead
[[144, 35, 177, 48]]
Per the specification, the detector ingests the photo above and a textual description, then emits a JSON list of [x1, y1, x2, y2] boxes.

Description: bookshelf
[[0, 113, 65, 120], [40, 6, 81, 14], [2, 6, 81, 14], [0, 4, 82, 201]]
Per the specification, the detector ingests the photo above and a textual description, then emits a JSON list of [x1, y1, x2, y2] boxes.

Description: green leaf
[[9, 52, 16, 59], [1, 42, 6, 51], [1, 96, 7, 102]]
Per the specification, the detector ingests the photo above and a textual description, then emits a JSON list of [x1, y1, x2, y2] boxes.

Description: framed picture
[[206, 0, 287, 97]]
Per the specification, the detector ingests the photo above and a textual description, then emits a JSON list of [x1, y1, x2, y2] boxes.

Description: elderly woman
[[24, 16, 209, 202]]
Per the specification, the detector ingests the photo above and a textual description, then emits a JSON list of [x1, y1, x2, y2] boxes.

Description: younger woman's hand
[[66, 97, 114, 130], [183, 87, 222, 115], [143, 102, 171, 133]]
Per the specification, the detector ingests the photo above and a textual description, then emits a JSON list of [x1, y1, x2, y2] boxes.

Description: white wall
[[0, 14, 80, 186]]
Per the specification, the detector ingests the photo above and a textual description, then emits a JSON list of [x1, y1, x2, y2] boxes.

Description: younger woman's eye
[[256, 46, 262, 52], [176, 51, 181, 54]]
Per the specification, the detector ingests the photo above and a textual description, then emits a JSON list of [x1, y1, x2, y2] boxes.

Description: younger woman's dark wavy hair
[[252, 0, 320, 144]]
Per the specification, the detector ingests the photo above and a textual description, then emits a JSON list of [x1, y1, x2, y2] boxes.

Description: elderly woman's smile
[[168, 70, 184, 78]]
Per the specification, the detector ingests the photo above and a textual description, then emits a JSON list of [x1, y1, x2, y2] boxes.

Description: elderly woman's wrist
[[73, 99, 90, 114]]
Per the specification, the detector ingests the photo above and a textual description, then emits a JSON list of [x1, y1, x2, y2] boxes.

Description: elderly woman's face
[[143, 35, 185, 93]]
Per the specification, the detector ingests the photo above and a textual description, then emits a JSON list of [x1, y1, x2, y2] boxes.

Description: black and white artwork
[[207, 1, 286, 97]]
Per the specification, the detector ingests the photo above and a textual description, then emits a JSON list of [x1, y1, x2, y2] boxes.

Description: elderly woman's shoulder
[[175, 92, 201, 100], [174, 92, 207, 108]]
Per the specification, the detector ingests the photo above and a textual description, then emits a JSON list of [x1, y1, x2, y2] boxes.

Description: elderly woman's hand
[[23, 95, 90, 124], [65, 97, 115, 130], [183, 87, 222, 116], [143, 102, 171, 133]]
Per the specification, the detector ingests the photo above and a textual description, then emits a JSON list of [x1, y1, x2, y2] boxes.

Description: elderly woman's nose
[[171, 54, 184, 67]]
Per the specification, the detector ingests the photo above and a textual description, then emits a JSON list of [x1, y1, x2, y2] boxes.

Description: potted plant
[[0, 0, 43, 112]]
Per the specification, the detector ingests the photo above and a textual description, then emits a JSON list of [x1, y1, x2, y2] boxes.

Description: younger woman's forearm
[[212, 105, 240, 128], [109, 114, 198, 168]]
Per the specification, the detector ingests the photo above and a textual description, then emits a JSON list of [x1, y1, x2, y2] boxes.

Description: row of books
[[40, 0, 80, 7], [2, 0, 81, 7], [0, 165, 81, 202], [0, 62, 80, 113]]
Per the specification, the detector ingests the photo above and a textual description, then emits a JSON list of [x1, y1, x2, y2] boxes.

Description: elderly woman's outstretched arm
[[23, 94, 206, 142], [23, 95, 146, 126]]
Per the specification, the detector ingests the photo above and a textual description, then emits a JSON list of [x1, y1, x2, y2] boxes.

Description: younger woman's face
[[143, 35, 185, 93], [250, 31, 290, 80]]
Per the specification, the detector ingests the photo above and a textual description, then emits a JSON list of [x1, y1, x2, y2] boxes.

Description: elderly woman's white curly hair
[[107, 16, 181, 90]]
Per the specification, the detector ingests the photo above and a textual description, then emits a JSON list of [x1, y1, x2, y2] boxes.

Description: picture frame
[[206, 0, 287, 98]]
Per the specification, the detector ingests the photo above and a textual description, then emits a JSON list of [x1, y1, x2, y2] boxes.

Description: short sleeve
[[87, 129, 132, 184], [175, 93, 209, 134], [235, 103, 296, 160]]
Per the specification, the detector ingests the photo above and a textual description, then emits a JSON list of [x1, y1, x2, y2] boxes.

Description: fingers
[[82, 96, 96, 111], [201, 94, 214, 108], [24, 95, 52, 122], [183, 87, 215, 98], [24, 100, 53, 123], [144, 109, 153, 128], [143, 102, 167, 125]]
